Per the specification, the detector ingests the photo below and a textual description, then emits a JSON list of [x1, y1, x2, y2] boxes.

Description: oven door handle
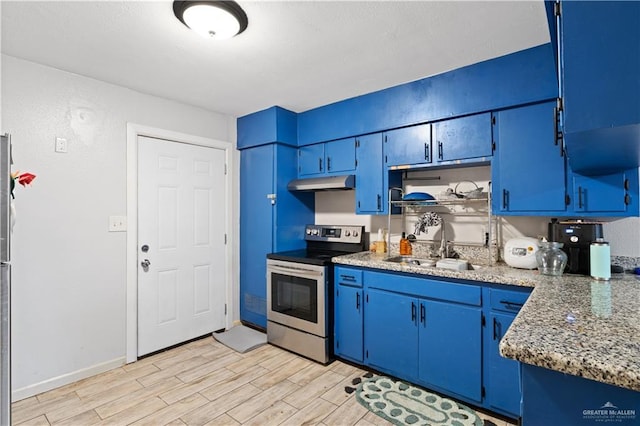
[[268, 264, 324, 279]]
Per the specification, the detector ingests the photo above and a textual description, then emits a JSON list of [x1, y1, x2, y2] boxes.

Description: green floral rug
[[355, 375, 483, 426]]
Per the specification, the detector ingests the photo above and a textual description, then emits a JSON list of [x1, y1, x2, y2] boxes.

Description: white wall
[[1, 55, 239, 399]]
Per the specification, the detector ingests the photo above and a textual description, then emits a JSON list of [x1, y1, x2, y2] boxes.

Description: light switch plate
[[55, 137, 67, 153], [109, 216, 127, 232]]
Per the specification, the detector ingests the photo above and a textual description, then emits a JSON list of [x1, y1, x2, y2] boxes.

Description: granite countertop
[[333, 251, 640, 392]]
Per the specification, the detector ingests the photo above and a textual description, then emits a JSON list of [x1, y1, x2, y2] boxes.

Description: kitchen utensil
[[504, 237, 540, 269], [402, 192, 435, 202], [454, 180, 484, 199]]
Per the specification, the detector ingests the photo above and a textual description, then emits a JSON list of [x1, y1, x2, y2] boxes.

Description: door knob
[[141, 259, 151, 272]]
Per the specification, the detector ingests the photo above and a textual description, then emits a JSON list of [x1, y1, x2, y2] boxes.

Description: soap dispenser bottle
[[399, 232, 412, 255]]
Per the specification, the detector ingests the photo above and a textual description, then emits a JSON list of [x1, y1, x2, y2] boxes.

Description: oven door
[[266, 259, 327, 337]]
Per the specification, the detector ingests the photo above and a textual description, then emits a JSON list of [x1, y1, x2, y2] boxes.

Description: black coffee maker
[[548, 219, 604, 275]]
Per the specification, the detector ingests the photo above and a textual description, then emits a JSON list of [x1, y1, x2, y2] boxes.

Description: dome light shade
[[173, 1, 248, 40]]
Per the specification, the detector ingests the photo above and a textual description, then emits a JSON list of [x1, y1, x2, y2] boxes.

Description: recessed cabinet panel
[[433, 113, 492, 162], [384, 123, 432, 167], [492, 101, 566, 213], [298, 144, 325, 176], [356, 133, 385, 214], [325, 138, 356, 174], [334, 283, 364, 363]]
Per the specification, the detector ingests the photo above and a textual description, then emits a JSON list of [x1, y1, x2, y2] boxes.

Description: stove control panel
[[305, 225, 364, 244]]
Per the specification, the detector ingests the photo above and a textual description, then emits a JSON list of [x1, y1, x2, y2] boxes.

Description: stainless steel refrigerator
[[1, 133, 12, 425]]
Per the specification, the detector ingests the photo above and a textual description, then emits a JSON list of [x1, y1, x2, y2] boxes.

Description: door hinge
[[491, 141, 496, 153], [554, 0, 561, 17], [355, 159, 358, 167], [565, 194, 571, 206], [366, 294, 369, 303], [482, 386, 486, 398], [366, 350, 369, 358], [491, 116, 496, 125], [384, 155, 388, 163], [625, 194, 631, 205], [224, 234, 227, 244], [355, 139, 360, 148], [224, 303, 227, 315], [336, 340, 339, 349], [224, 163, 228, 175], [481, 314, 486, 327]]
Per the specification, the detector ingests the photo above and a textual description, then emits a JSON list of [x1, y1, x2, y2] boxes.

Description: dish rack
[[387, 185, 495, 265]]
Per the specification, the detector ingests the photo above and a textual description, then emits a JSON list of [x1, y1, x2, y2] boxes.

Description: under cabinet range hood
[[287, 175, 355, 191]]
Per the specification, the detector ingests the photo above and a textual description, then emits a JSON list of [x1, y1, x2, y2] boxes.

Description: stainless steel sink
[[384, 256, 437, 267]]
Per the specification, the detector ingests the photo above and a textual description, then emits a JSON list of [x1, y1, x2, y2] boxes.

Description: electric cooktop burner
[[267, 225, 365, 266]]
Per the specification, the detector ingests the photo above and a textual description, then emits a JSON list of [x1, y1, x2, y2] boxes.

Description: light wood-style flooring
[[12, 336, 516, 425]]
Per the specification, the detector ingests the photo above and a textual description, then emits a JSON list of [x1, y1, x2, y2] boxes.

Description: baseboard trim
[[12, 356, 126, 402]]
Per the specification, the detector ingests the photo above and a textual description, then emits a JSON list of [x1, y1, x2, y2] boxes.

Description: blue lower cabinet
[[364, 288, 419, 380], [483, 286, 531, 418], [334, 267, 364, 363], [522, 364, 640, 426], [418, 299, 482, 402], [362, 271, 483, 403]]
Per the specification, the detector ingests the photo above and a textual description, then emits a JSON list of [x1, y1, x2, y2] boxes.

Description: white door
[[137, 135, 227, 356]]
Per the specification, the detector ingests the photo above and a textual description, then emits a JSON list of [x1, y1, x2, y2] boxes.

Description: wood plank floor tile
[[330, 360, 368, 378], [286, 362, 332, 386], [362, 411, 392, 425], [242, 400, 298, 426], [176, 352, 243, 383], [46, 379, 143, 424], [278, 397, 337, 426], [322, 396, 369, 426], [14, 414, 50, 426], [11, 396, 39, 411], [34, 368, 126, 403], [282, 370, 345, 409], [94, 377, 183, 419], [224, 346, 280, 374], [130, 393, 209, 426], [52, 409, 101, 426], [95, 397, 168, 426], [354, 418, 378, 426], [199, 365, 269, 402], [250, 356, 312, 390], [226, 380, 300, 424], [137, 355, 211, 387], [203, 413, 240, 426], [257, 349, 306, 371], [320, 375, 362, 407], [12, 394, 82, 425], [159, 366, 237, 405], [166, 419, 187, 425], [74, 363, 160, 399], [179, 383, 260, 426]]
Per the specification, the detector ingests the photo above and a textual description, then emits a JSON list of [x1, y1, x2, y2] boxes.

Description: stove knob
[[312, 229, 319, 236], [353, 230, 359, 237], [345, 230, 351, 237], [306, 228, 312, 235]]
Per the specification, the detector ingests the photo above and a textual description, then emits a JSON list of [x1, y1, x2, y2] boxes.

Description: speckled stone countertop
[[333, 251, 640, 392]]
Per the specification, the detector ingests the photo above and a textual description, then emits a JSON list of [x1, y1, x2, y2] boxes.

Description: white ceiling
[[1, 1, 551, 117]]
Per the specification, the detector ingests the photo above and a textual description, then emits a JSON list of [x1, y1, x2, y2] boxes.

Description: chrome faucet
[[439, 219, 448, 259]]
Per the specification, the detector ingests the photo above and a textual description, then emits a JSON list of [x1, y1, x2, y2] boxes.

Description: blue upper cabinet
[[297, 44, 558, 146], [492, 101, 567, 215], [559, 0, 640, 174], [383, 123, 432, 168], [237, 106, 298, 149], [568, 166, 639, 216], [433, 113, 492, 164], [298, 138, 356, 177]]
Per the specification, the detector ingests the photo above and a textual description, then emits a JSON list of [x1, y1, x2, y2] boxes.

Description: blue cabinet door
[[298, 144, 325, 176], [560, 1, 640, 174], [240, 145, 275, 328], [365, 288, 419, 380], [355, 133, 385, 214], [334, 284, 363, 363], [418, 299, 482, 402], [325, 138, 356, 174], [486, 311, 521, 416], [433, 113, 492, 163], [492, 101, 566, 214], [384, 123, 432, 167], [570, 169, 638, 215]]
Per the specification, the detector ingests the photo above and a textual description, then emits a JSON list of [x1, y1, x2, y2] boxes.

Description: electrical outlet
[[55, 137, 68, 153], [109, 216, 127, 232]]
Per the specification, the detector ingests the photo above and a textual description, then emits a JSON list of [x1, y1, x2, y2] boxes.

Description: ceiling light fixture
[[173, 1, 248, 40]]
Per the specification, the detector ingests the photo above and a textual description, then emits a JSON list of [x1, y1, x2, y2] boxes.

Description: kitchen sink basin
[[384, 256, 437, 267]]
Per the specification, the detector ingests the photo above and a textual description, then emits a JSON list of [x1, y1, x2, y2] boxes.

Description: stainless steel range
[[266, 224, 365, 364]]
